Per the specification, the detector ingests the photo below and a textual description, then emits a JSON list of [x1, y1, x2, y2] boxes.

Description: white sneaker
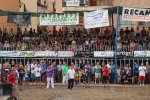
[[95, 82, 96, 84], [46, 87, 49, 89], [140, 84, 142, 86], [143, 84, 144, 86], [68, 89, 70, 90]]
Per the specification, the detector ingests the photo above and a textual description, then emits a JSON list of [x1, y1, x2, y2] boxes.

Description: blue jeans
[[84, 76, 90, 83], [110, 73, 114, 84]]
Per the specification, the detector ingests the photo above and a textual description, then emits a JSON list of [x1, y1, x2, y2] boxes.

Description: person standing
[[12, 67, 19, 86], [145, 62, 150, 85], [74, 61, 79, 85], [3, 63, 11, 83], [68, 66, 75, 90], [62, 62, 69, 84], [7, 70, 19, 99], [51, 62, 58, 83], [30, 61, 36, 85], [57, 62, 63, 83], [110, 62, 115, 84], [41, 60, 47, 82], [83, 65, 91, 88], [134, 61, 140, 84], [91, 63, 95, 84], [34, 64, 42, 89], [106, 61, 111, 83], [139, 63, 146, 86], [18, 65, 25, 91], [24, 65, 29, 88], [78, 60, 84, 84], [95, 62, 101, 84], [102, 65, 110, 88], [26, 61, 31, 82], [116, 66, 121, 84], [45, 65, 54, 89]]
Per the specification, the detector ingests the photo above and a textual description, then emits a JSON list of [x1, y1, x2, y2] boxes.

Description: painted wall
[[20, 0, 37, 31], [0, 0, 19, 32]]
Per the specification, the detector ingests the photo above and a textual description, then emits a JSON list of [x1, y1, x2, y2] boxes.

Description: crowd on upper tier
[[0, 26, 150, 51]]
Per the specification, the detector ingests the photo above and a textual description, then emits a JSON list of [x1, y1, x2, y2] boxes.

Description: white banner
[[35, 51, 56, 57], [94, 51, 114, 57], [66, 0, 80, 7], [0, 51, 74, 57], [40, 13, 79, 26], [122, 7, 150, 21], [84, 10, 109, 28], [58, 51, 74, 57], [134, 51, 150, 57]]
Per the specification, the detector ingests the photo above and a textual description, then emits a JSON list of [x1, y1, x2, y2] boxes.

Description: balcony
[[62, 0, 112, 11], [37, 1, 47, 9], [62, 6, 111, 12]]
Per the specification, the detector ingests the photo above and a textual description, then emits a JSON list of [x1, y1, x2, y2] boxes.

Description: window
[[120, 15, 131, 28], [139, 22, 150, 27]]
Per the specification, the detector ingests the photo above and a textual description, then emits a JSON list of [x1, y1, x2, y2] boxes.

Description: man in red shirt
[[7, 70, 16, 85], [104, 27, 110, 36], [102, 65, 110, 88], [7, 70, 19, 99], [141, 27, 146, 36]]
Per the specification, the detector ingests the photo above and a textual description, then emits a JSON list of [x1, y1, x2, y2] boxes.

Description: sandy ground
[[16, 84, 150, 100]]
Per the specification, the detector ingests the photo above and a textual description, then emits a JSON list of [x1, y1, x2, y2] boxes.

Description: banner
[[7, 14, 31, 25], [35, 51, 56, 57], [40, 13, 79, 26], [116, 51, 134, 58], [84, 10, 109, 28], [94, 51, 114, 57], [57, 51, 74, 57], [122, 7, 150, 21], [0, 51, 74, 57], [74, 51, 93, 57], [66, 0, 80, 6], [10, 51, 35, 57], [134, 51, 150, 57]]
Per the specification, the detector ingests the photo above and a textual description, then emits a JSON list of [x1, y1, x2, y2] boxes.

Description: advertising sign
[[40, 13, 79, 26], [84, 10, 109, 28], [66, 0, 80, 6], [122, 7, 150, 21]]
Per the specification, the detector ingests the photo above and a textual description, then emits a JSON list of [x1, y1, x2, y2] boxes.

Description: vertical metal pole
[[114, 6, 119, 84]]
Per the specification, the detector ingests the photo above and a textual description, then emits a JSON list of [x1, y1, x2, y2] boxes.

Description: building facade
[[37, 0, 54, 31], [56, 0, 150, 30], [19, 0, 37, 31], [0, 0, 19, 33]]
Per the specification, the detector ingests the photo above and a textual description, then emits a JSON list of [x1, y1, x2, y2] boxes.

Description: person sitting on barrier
[[120, 69, 127, 84], [126, 73, 134, 85]]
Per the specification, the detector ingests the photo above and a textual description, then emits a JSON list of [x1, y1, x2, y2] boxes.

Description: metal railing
[[0, 44, 150, 51]]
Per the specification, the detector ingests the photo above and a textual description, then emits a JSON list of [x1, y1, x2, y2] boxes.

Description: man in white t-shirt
[[139, 63, 146, 86], [125, 64, 131, 74], [30, 61, 36, 85], [68, 66, 75, 90], [34, 64, 42, 89]]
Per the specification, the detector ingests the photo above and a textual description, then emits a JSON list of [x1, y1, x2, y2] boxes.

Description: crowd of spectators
[[0, 26, 150, 51]]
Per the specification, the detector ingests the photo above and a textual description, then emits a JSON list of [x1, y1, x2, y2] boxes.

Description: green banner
[[40, 13, 79, 26]]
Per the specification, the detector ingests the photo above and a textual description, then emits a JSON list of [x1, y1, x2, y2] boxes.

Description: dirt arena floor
[[18, 84, 150, 100]]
